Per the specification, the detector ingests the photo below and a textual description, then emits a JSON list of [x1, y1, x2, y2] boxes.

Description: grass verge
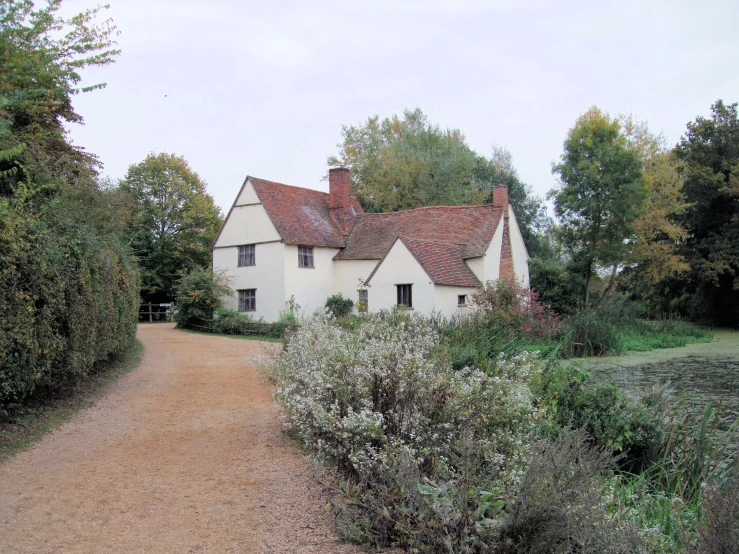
[[174, 326, 284, 343], [0, 340, 144, 461]]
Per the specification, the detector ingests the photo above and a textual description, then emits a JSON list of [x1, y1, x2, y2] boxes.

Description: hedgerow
[[0, 201, 139, 411]]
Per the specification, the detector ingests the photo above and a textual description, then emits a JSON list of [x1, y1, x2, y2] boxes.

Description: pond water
[[579, 330, 739, 425]]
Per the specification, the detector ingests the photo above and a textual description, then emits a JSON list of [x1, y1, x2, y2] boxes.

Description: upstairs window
[[298, 246, 314, 268], [238, 244, 255, 266], [396, 284, 412, 309], [458, 294, 468, 307], [238, 289, 256, 312]]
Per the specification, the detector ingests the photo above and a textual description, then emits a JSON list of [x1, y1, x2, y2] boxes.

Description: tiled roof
[[335, 204, 503, 260], [249, 177, 363, 248], [366, 237, 481, 287]]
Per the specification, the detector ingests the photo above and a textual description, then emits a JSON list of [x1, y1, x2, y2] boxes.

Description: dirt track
[[0, 324, 365, 553]]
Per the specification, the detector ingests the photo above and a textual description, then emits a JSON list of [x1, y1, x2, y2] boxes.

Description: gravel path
[[0, 324, 367, 553]]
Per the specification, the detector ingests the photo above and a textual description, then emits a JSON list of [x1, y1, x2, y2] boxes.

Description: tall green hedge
[[0, 203, 139, 408]]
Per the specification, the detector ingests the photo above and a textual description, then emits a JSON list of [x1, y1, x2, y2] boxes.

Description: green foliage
[[528, 256, 584, 316], [0, 1, 138, 412], [173, 267, 232, 328], [120, 152, 223, 303], [327, 108, 547, 253], [324, 293, 354, 318], [536, 364, 664, 473], [0, 200, 139, 409], [212, 308, 253, 335], [673, 100, 739, 327], [0, 0, 119, 199], [551, 106, 648, 305]]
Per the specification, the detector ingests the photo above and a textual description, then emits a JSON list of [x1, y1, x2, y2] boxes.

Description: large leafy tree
[[673, 100, 739, 325], [0, 0, 119, 199], [327, 108, 547, 254], [550, 107, 647, 305], [120, 153, 223, 303], [617, 117, 689, 313]]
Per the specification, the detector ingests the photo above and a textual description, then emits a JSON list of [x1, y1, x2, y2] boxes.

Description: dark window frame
[[396, 284, 413, 309], [238, 288, 256, 312], [358, 289, 368, 312], [237, 244, 255, 267], [458, 294, 467, 307], [298, 245, 314, 268]]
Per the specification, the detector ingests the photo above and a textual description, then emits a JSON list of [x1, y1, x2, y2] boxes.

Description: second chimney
[[329, 167, 351, 210]]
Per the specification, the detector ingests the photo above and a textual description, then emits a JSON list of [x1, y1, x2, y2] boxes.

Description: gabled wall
[[508, 207, 530, 287], [366, 240, 435, 313], [214, 181, 281, 248], [483, 216, 505, 283], [212, 179, 286, 322]]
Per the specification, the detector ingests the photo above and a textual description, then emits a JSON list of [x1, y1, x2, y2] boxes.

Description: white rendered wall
[[508, 207, 530, 288], [466, 256, 484, 282], [366, 241, 435, 314], [334, 259, 379, 307], [237, 179, 261, 205], [283, 245, 341, 317], [483, 217, 504, 284], [434, 286, 479, 318], [214, 184, 281, 248], [213, 241, 286, 322]]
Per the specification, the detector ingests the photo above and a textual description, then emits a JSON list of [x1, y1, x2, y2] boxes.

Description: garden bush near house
[[212, 308, 253, 335], [324, 293, 354, 319], [173, 267, 232, 329], [269, 311, 541, 549]]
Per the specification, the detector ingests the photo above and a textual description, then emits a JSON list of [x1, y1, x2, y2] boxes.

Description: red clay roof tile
[[249, 177, 363, 248]]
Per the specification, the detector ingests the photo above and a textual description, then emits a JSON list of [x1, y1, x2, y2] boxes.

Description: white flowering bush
[[268, 310, 546, 549]]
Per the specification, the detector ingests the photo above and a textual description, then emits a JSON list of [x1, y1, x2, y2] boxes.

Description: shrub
[[1, 205, 139, 410], [472, 279, 561, 339], [174, 267, 232, 328], [212, 308, 252, 335], [561, 310, 624, 357], [693, 470, 739, 554], [269, 311, 542, 549], [536, 364, 664, 473], [497, 429, 644, 553], [324, 293, 354, 318]]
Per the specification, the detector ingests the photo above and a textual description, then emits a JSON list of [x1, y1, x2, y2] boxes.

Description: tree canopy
[[328, 108, 547, 254], [673, 100, 739, 325], [120, 153, 223, 303], [550, 107, 648, 305]]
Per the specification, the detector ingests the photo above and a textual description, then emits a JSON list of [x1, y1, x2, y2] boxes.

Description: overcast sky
[[63, 0, 739, 214]]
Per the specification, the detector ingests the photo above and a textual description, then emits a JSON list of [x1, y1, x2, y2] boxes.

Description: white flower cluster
[[269, 310, 541, 483]]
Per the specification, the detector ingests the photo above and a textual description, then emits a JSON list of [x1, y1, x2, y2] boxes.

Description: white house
[[212, 168, 529, 321]]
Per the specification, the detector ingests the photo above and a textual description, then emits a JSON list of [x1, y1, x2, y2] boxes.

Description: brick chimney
[[492, 185, 508, 213], [329, 167, 351, 210], [329, 167, 355, 235]]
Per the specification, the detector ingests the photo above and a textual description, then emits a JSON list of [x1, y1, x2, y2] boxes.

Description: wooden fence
[[139, 303, 173, 322]]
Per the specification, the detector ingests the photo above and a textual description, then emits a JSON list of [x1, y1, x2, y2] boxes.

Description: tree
[[612, 116, 690, 314], [0, 0, 119, 199], [327, 108, 547, 253], [550, 107, 647, 306], [120, 153, 223, 303], [673, 100, 739, 325]]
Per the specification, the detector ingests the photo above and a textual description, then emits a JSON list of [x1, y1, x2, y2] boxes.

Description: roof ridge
[[359, 203, 498, 216], [250, 176, 329, 196]]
